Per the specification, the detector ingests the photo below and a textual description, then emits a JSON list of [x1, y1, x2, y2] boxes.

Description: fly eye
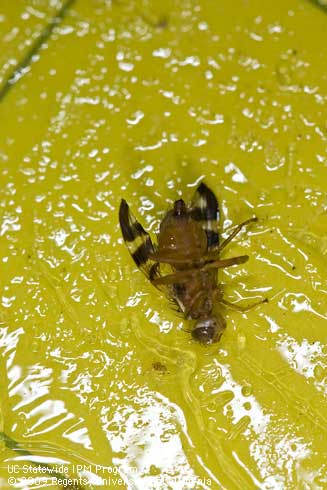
[[192, 325, 217, 344], [191, 315, 226, 344]]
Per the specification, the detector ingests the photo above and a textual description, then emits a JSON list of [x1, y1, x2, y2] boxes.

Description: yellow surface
[[1, 1, 327, 489]]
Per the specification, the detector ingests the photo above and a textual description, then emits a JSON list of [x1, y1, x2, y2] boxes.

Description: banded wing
[[119, 199, 158, 278], [190, 182, 220, 250], [119, 199, 184, 313], [119, 200, 175, 290]]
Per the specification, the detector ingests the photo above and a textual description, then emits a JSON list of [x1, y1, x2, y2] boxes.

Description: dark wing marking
[[119, 199, 187, 313], [119, 199, 156, 276], [119, 200, 171, 288], [190, 182, 220, 249]]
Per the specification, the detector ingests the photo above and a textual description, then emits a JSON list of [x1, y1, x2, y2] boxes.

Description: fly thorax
[[158, 216, 207, 260]]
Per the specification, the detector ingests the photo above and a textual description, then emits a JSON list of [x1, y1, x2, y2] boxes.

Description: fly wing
[[119, 199, 157, 277], [119, 200, 171, 290], [119, 199, 184, 312], [190, 182, 220, 250]]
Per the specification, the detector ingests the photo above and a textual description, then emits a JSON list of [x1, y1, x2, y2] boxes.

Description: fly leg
[[202, 255, 249, 271], [149, 252, 195, 265], [221, 297, 268, 311], [151, 269, 195, 286], [183, 290, 208, 319], [153, 256, 249, 285], [215, 217, 258, 255]]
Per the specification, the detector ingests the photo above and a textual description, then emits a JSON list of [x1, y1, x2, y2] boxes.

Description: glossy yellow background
[[1, 1, 327, 489]]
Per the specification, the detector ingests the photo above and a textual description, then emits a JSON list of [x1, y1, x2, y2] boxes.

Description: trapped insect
[[119, 183, 267, 344]]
